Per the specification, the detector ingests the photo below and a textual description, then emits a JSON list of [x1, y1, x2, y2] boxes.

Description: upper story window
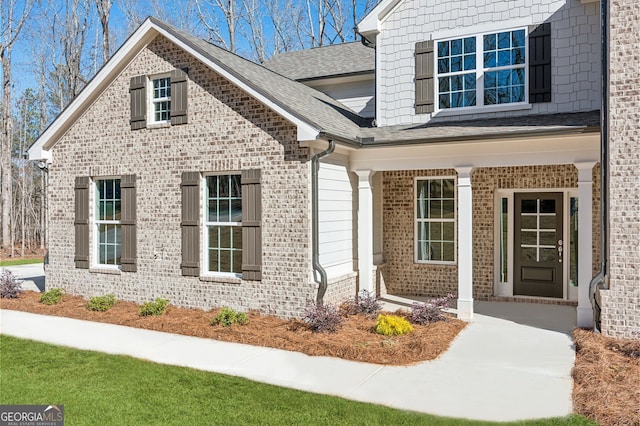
[[151, 76, 171, 123], [436, 29, 527, 110], [95, 178, 121, 266]]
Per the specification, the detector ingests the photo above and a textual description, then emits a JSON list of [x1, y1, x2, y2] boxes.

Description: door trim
[[493, 188, 579, 301]]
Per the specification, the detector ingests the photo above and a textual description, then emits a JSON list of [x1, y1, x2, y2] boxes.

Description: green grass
[[0, 336, 594, 426], [0, 258, 44, 266]]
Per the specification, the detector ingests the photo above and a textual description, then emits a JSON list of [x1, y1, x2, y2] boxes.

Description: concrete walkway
[[0, 301, 576, 422]]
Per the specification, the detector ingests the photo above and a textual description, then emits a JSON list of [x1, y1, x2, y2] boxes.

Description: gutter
[[589, 0, 610, 332], [311, 140, 336, 305]]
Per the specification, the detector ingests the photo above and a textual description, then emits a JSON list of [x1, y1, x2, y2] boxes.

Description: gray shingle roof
[[152, 18, 364, 141], [357, 111, 601, 146], [263, 42, 375, 81]]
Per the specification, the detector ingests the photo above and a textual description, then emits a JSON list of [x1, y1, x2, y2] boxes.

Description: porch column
[[456, 167, 474, 321], [356, 170, 374, 294], [576, 162, 596, 328]]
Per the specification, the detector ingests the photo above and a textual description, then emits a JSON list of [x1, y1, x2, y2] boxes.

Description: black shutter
[[74, 177, 90, 269], [415, 40, 435, 114], [242, 169, 262, 281], [120, 175, 137, 272], [181, 172, 200, 276], [130, 76, 147, 130], [529, 23, 552, 103], [170, 68, 188, 125]]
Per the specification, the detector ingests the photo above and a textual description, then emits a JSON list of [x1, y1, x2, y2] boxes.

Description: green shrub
[[375, 314, 413, 336], [210, 307, 248, 327], [40, 288, 64, 305], [87, 294, 117, 312], [138, 298, 169, 316]]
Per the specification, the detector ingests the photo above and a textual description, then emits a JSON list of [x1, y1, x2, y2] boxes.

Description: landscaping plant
[[0, 269, 22, 299], [302, 301, 342, 333], [210, 307, 248, 327], [375, 314, 413, 336], [87, 294, 117, 312], [410, 294, 454, 325], [40, 288, 64, 305], [138, 298, 169, 316], [342, 289, 382, 318]]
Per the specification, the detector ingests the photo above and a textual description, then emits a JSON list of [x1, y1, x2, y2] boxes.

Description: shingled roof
[[263, 42, 375, 81]]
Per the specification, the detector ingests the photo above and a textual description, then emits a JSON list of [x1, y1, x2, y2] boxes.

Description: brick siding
[[45, 35, 326, 318]]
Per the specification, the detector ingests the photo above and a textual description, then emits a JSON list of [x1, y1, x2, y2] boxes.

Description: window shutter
[[241, 169, 262, 281], [120, 174, 137, 272], [170, 68, 188, 126], [130, 76, 147, 130], [415, 40, 435, 114], [74, 177, 90, 269], [529, 23, 552, 103], [181, 172, 200, 276]]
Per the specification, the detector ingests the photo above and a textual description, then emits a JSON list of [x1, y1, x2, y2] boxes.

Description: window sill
[[432, 103, 532, 118], [199, 275, 242, 284], [147, 122, 171, 129], [89, 267, 121, 275]]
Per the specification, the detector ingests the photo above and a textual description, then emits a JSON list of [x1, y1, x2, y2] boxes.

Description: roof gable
[[29, 17, 363, 161], [357, 0, 407, 37]]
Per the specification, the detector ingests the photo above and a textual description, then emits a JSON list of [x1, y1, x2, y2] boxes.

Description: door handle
[[558, 239, 563, 263]]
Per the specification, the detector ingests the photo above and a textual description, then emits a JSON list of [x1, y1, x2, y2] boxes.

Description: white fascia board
[[28, 19, 159, 161], [150, 24, 320, 143], [357, 0, 405, 34], [349, 133, 600, 171]]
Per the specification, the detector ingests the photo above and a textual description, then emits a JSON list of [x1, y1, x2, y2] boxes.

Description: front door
[[514, 192, 563, 298]]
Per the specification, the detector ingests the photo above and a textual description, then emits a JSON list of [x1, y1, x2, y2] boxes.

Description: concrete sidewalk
[[0, 304, 576, 422]]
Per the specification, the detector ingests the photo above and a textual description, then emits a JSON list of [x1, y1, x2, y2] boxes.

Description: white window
[[95, 178, 121, 266], [415, 177, 456, 263], [204, 174, 242, 275], [436, 28, 527, 110], [150, 76, 171, 123]]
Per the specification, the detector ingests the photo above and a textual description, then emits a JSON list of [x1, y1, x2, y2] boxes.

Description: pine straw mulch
[[572, 328, 640, 426], [0, 291, 466, 366]]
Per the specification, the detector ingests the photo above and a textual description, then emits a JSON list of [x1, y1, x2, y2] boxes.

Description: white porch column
[[456, 167, 474, 321], [576, 162, 596, 328], [356, 170, 374, 294]]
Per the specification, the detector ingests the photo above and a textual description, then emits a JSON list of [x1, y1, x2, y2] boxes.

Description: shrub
[[87, 294, 117, 312], [375, 314, 413, 336], [138, 298, 169, 316], [342, 290, 382, 318], [210, 307, 248, 327], [0, 269, 22, 299], [40, 288, 64, 305], [410, 294, 454, 325], [302, 301, 342, 333]]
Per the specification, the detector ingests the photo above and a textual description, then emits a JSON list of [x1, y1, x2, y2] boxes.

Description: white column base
[[457, 298, 474, 321], [577, 306, 593, 328]]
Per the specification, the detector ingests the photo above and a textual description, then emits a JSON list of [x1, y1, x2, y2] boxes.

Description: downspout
[[357, 30, 377, 127], [312, 140, 336, 305], [589, 0, 609, 332]]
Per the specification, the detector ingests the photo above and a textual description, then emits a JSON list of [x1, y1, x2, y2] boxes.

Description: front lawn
[[0, 336, 592, 425]]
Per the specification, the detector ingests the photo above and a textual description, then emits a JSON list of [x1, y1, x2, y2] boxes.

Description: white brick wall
[[376, 0, 601, 126]]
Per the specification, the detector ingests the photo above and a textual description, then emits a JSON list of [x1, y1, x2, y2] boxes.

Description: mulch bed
[[572, 328, 640, 426], [0, 291, 467, 366]]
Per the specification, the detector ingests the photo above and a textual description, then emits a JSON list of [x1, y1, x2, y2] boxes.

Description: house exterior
[[28, 0, 636, 335]]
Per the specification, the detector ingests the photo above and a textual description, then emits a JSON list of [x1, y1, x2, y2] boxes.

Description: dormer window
[[151, 76, 171, 123], [436, 28, 527, 110]]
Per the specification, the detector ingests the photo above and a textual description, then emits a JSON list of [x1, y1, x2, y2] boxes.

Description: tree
[[1, 0, 35, 248], [95, 0, 113, 64]]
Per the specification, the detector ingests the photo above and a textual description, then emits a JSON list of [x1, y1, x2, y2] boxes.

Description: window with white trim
[[95, 178, 121, 266], [415, 177, 456, 263], [205, 174, 242, 275], [436, 28, 527, 110], [150, 76, 171, 123]]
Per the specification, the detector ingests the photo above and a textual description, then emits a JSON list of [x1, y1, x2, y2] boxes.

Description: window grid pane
[[416, 178, 456, 262], [152, 77, 171, 122], [206, 175, 242, 274]]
